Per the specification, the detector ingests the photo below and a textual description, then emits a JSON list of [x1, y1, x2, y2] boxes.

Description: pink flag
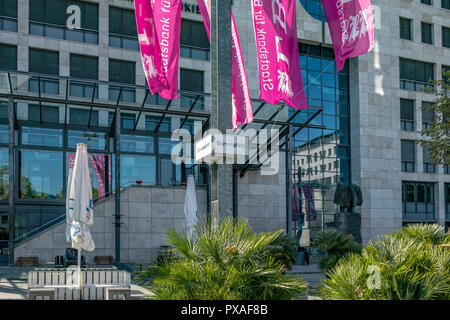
[[251, 0, 308, 111], [197, 0, 253, 129], [134, 0, 167, 95], [89, 154, 106, 201], [321, 0, 375, 71], [153, 0, 182, 100]]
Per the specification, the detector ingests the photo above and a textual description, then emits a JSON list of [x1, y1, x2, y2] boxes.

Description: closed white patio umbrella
[[65, 143, 95, 295], [184, 174, 198, 238]]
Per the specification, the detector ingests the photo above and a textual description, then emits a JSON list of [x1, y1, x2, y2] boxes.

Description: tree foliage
[[134, 218, 308, 300], [418, 70, 450, 165], [310, 228, 361, 274], [319, 224, 450, 300], [266, 234, 298, 271]]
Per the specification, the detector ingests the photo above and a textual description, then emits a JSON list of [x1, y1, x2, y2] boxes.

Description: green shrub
[[135, 218, 308, 300], [311, 228, 361, 274], [319, 224, 450, 300], [266, 234, 298, 271]]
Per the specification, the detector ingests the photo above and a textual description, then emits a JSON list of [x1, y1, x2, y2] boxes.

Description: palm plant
[[134, 218, 308, 300], [319, 224, 450, 300], [266, 234, 298, 271], [310, 228, 361, 274]]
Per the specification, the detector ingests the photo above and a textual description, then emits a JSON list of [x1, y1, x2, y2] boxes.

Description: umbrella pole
[[78, 248, 82, 300]]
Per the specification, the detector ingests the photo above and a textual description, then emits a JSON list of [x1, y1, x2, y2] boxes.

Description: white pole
[[78, 248, 82, 300]]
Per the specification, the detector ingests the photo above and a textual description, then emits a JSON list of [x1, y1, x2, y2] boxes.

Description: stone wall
[[14, 186, 207, 265], [14, 173, 288, 265], [350, 0, 450, 243]]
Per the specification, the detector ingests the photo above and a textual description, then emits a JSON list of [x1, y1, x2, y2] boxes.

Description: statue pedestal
[[334, 211, 362, 243]]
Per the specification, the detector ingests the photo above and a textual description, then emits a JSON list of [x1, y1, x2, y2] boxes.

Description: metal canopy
[[0, 70, 324, 134]]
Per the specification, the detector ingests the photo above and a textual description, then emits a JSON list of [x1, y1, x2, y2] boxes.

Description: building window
[[120, 155, 156, 187], [0, 0, 17, 32], [0, 123, 7, 144], [421, 0, 433, 4], [180, 19, 210, 60], [29, 48, 59, 75], [19, 150, 64, 199], [444, 65, 450, 84], [443, 0, 450, 9], [180, 69, 204, 109], [109, 7, 138, 50], [0, 44, 17, 70], [159, 137, 179, 155], [400, 99, 415, 131], [402, 181, 435, 222], [27, 105, 60, 123], [67, 130, 106, 149], [145, 115, 171, 132], [70, 54, 98, 80], [121, 134, 154, 153], [421, 22, 433, 44], [120, 113, 136, 130], [422, 101, 434, 130], [401, 140, 415, 172], [399, 58, 434, 91], [70, 54, 98, 98], [400, 17, 412, 40], [423, 146, 436, 173], [109, 59, 136, 102], [69, 108, 99, 127], [29, 0, 99, 44], [443, 27, 450, 48], [29, 48, 59, 94], [21, 126, 62, 147]]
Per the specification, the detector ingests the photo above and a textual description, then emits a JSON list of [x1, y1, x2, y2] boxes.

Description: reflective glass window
[[19, 150, 63, 199]]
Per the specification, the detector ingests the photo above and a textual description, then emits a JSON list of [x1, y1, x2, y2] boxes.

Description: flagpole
[[210, 0, 234, 222], [78, 248, 82, 300]]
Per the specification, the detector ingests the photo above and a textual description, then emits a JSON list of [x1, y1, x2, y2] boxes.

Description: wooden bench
[[94, 256, 114, 265], [27, 268, 131, 300], [28, 288, 55, 300], [17, 257, 38, 267]]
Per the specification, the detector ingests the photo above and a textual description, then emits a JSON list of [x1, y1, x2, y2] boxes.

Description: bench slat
[[28, 269, 131, 300]]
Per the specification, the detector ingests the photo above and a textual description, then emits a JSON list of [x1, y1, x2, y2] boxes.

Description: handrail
[[13, 189, 120, 243]]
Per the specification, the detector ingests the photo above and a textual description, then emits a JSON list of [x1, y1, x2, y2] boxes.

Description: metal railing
[[13, 189, 117, 244]]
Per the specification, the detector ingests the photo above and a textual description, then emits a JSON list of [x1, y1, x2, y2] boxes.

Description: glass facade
[[291, 43, 350, 237]]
